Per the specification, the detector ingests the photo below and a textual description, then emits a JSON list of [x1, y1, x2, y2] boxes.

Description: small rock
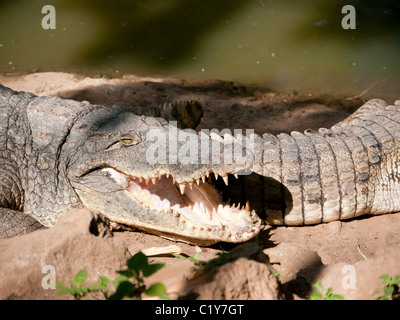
[[184, 257, 283, 300], [264, 242, 322, 283], [181, 242, 285, 300]]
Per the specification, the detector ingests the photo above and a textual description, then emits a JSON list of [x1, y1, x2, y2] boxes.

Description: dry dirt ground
[[0, 72, 399, 300]]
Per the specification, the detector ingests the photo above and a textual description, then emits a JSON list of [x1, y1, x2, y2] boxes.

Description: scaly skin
[[0, 85, 259, 244], [250, 98, 400, 225]]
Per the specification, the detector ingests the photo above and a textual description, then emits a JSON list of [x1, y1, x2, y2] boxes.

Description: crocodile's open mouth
[[101, 167, 261, 241]]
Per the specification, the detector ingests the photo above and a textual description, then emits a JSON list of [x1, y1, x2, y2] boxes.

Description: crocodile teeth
[[106, 167, 259, 241], [210, 132, 223, 142], [233, 173, 238, 179]]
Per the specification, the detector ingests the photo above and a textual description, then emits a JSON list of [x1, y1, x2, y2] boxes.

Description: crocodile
[[0, 84, 259, 245], [1, 84, 400, 244]]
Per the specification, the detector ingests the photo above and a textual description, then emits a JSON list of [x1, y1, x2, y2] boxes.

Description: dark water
[[0, 0, 399, 100]]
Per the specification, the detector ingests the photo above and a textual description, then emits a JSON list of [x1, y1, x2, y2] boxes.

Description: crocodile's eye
[[119, 131, 142, 146], [120, 138, 139, 146]]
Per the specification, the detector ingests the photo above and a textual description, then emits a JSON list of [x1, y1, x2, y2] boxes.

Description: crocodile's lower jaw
[[102, 168, 261, 243]]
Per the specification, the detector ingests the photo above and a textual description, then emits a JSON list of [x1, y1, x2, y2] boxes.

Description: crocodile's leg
[[0, 164, 45, 238], [0, 208, 45, 239], [146, 101, 203, 129]]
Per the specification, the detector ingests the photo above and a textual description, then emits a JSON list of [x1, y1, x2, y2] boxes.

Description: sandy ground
[[0, 72, 399, 300]]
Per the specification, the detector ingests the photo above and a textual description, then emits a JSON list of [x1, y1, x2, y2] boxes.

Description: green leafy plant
[[310, 281, 345, 300], [56, 251, 169, 300], [109, 251, 169, 300], [273, 270, 280, 279], [205, 252, 232, 270], [56, 270, 110, 300], [173, 252, 206, 273], [174, 251, 232, 274], [373, 274, 400, 300]]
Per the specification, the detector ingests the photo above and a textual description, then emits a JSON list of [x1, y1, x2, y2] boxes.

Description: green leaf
[[108, 281, 136, 300], [310, 293, 322, 300], [142, 263, 165, 277], [173, 253, 188, 260], [127, 252, 148, 274], [88, 279, 110, 292], [145, 283, 170, 300], [116, 270, 134, 278], [113, 275, 131, 289], [330, 294, 345, 300], [74, 270, 88, 283], [372, 289, 381, 297], [312, 281, 323, 293], [88, 284, 104, 291], [190, 253, 201, 262], [56, 286, 77, 296], [68, 280, 79, 288], [383, 285, 394, 298], [97, 276, 110, 288], [80, 287, 90, 295], [379, 274, 391, 284], [55, 282, 65, 289]]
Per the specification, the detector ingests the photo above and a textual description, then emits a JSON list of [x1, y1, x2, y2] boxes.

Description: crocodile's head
[[67, 106, 261, 245]]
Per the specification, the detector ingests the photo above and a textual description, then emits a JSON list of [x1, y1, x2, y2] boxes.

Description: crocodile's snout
[[102, 167, 261, 241]]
